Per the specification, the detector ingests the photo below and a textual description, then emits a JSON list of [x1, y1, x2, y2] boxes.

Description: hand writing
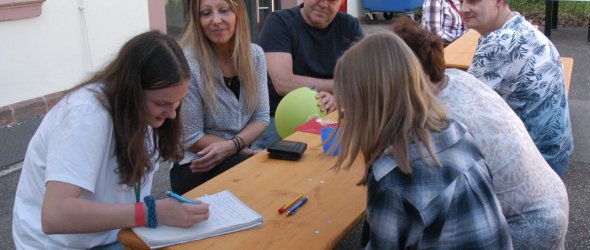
[[156, 198, 210, 228]]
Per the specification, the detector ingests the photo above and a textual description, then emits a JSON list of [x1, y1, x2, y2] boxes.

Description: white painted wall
[[0, 0, 150, 107]]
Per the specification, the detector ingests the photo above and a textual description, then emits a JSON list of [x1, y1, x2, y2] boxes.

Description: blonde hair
[[332, 32, 448, 184], [180, 0, 256, 113]]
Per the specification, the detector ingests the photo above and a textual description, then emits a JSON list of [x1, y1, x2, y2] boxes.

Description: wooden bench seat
[[561, 57, 573, 95]]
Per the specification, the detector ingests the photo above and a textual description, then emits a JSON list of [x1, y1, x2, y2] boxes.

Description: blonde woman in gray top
[[170, 0, 270, 194], [392, 18, 568, 249]]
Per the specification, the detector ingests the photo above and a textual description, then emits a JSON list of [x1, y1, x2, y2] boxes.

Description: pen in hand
[[165, 191, 197, 204], [286, 196, 309, 216]]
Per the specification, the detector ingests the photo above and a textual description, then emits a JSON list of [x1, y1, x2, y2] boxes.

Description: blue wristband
[[143, 195, 158, 228]]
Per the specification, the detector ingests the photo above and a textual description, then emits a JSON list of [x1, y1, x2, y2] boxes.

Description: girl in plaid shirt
[[331, 32, 512, 249]]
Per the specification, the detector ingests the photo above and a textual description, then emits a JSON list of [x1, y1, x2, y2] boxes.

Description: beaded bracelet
[[231, 136, 246, 153], [235, 135, 245, 149], [230, 137, 240, 153], [143, 195, 158, 228]]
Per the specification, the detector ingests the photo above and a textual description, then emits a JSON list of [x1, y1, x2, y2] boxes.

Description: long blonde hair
[[333, 32, 448, 184], [180, 0, 256, 113]]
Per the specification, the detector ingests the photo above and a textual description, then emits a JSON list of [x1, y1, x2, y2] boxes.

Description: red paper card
[[295, 118, 338, 135]]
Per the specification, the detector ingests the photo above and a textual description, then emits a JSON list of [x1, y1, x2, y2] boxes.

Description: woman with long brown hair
[[12, 31, 209, 249], [332, 32, 511, 249]]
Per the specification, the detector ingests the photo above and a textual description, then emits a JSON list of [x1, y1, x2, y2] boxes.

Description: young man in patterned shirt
[[461, 0, 574, 176]]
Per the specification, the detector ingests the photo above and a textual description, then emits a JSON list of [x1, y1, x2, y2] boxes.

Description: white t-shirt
[[12, 84, 158, 249]]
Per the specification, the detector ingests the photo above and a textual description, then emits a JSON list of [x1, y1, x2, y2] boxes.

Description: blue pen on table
[[165, 191, 197, 204], [278, 194, 305, 214], [286, 196, 309, 216]]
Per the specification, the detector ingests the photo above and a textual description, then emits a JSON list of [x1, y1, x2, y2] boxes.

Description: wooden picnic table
[[118, 112, 368, 249]]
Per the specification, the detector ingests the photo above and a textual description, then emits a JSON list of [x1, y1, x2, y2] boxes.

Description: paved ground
[[1, 20, 588, 249]]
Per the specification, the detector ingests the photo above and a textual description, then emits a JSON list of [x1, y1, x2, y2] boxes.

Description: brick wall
[[0, 91, 66, 128]]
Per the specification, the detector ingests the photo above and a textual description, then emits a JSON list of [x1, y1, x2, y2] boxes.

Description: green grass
[[510, 0, 590, 26]]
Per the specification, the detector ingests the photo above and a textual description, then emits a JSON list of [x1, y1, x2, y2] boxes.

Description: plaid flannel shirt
[[421, 0, 465, 43], [365, 120, 513, 249]]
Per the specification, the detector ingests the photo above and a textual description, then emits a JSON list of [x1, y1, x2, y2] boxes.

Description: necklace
[[224, 76, 237, 87], [502, 11, 513, 26]]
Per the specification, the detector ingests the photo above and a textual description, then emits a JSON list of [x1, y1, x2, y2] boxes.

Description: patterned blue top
[[365, 120, 513, 249], [467, 12, 573, 176]]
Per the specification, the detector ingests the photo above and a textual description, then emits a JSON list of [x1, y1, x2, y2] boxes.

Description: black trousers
[[169, 154, 250, 195]]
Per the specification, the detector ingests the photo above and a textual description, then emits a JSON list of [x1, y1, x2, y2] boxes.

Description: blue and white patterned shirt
[[467, 12, 573, 176], [366, 120, 513, 250]]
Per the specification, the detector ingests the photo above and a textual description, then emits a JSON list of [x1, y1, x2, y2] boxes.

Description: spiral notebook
[[132, 190, 263, 249]]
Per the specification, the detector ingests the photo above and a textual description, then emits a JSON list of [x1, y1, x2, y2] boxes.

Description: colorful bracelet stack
[[143, 195, 157, 228], [230, 135, 246, 153], [134, 203, 145, 227]]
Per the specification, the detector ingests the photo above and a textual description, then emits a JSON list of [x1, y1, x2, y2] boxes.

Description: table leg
[[544, 0, 552, 38], [551, 1, 558, 29]]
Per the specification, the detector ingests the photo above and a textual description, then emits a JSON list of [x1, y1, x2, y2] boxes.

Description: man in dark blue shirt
[[253, 0, 363, 149]]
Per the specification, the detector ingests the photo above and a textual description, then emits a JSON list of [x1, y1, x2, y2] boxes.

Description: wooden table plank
[[443, 29, 480, 71], [561, 57, 573, 96], [119, 114, 368, 249]]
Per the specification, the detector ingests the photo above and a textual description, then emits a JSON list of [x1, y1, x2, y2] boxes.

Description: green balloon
[[275, 87, 327, 138]]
